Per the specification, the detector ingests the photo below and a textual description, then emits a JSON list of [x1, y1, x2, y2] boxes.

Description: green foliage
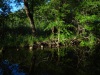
[[80, 33, 96, 48], [0, 0, 100, 47], [76, 14, 98, 23], [2, 34, 35, 47], [1, 1, 100, 75]]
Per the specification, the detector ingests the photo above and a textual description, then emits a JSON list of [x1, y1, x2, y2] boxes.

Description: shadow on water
[[0, 46, 100, 75]]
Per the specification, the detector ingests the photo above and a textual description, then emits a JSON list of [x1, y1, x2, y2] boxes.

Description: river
[[0, 46, 100, 75]]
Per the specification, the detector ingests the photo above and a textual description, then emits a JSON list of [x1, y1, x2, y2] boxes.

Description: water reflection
[[0, 60, 26, 75], [1, 48, 33, 74], [0, 46, 100, 75]]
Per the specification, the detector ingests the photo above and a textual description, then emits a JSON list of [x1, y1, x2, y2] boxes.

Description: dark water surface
[[0, 46, 100, 75]]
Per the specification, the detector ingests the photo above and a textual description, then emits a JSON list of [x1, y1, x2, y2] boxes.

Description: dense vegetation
[[0, 0, 100, 47], [0, 0, 100, 48], [0, 0, 100, 75]]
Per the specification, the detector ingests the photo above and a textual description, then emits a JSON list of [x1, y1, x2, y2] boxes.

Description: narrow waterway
[[0, 46, 100, 75]]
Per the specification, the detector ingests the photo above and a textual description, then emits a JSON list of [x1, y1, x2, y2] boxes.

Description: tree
[[23, 0, 35, 34], [23, 0, 48, 34]]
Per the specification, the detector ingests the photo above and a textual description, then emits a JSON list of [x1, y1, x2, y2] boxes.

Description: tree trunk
[[23, 0, 36, 34]]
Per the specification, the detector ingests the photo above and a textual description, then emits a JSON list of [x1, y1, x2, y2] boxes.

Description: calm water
[[0, 46, 100, 75]]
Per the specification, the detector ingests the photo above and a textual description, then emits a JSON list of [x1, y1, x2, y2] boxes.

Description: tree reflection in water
[[0, 60, 26, 75], [0, 46, 100, 75]]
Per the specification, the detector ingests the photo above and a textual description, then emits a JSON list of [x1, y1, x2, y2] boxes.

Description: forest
[[0, 0, 100, 75]]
